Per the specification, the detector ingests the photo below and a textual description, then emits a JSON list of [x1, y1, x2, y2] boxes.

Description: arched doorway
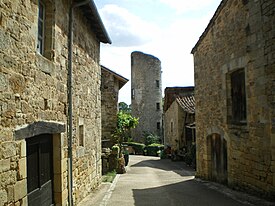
[[208, 133, 228, 184]]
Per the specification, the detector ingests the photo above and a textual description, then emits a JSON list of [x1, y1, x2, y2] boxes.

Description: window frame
[[37, 0, 45, 55], [229, 68, 247, 125]]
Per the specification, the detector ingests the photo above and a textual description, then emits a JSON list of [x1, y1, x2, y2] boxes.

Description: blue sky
[[94, 0, 222, 104]]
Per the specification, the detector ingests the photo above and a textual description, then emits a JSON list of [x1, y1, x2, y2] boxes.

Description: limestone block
[[1, 141, 17, 158], [7, 185, 14, 202], [21, 196, 28, 206], [0, 170, 17, 188], [14, 179, 27, 202], [0, 73, 8, 92], [19, 140, 26, 158], [0, 159, 10, 172], [9, 73, 25, 94], [18, 157, 27, 179], [0, 189, 8, 206]]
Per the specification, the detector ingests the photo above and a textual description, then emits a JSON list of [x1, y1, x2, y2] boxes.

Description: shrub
[[144, 144, 164, 156], [125, 142, 145, 155], [102, 170, 116, 183], [143, 132, 161, 146]]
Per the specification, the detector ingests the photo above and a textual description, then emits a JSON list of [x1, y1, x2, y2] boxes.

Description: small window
[[156, 80, 160, 88], [131, 89, 135, 99], [79, 125, 84, 146], [156, 103, 160, 110], [171, 122, 173, 133], [37, 1, 45, 54], [157, 122, 161, 130], [231, 69, 246, 124]]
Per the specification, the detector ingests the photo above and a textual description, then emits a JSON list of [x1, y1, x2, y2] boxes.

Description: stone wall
[[0, 0, 104, 205], [131, 51, 163, 142], [164, 100, 184, 150], [101, 67, 121, 146], [192, 0, 275, 199]]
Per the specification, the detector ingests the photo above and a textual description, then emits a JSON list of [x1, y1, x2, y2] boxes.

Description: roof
[[77, 0, 111, 44], [191, 0, 227, 54], [101, 65, 129, 89], [176, 95, 195, 114], [163, 87, 194, 112]]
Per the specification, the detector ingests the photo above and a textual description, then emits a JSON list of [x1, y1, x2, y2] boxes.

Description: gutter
[[67, 1, 90, 206]]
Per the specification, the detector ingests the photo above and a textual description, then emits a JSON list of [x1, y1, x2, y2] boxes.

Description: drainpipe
[[67, 1, 90, 206]]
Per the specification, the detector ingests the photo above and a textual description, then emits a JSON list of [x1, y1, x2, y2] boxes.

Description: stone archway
[[207, 133, 228, 184]]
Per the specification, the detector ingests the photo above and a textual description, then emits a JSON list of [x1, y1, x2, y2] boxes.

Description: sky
[[94, 0, 222, 105]]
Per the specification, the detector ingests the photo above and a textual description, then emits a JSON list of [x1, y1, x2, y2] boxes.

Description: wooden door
[[27, 134, 54, 206], [210, 134, 227, 183]]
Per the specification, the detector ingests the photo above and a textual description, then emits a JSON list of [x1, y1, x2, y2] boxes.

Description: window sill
[[36, 52, 55, 75]]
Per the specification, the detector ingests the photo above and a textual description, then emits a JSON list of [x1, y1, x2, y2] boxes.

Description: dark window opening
[[156, 80, 160, 88], [37, 1, 45, 54], [231, 69, 246, 124], [171, 122, 173, 133], [131, 89, 135, 99], [79, 125, 84, 146], [156, 103, 160, 110], [157, 122, 161, 130]]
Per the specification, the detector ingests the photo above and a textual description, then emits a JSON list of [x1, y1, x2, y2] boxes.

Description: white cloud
[[97, 0, 222, 104], [99, 4, 160, 47], [159, 0, 219, 14]]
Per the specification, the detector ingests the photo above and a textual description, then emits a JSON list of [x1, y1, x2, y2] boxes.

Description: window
[[36, 0, 55, 60], [79, 125, 84, 146], [157, 122, 161, 130], [231, 69, 246, 124], [171, 122, 173, 133], [37, 1, 45, 54], [156, 80, 160, 88], [156, 103, 160, 110], [131, 89, 135, 99]]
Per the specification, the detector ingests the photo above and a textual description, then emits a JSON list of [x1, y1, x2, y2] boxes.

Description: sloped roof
[[101, 65, 129, 89], [77, 0, 111, 44], [176, 95, 195, 114], [164, 87, 194, 111]]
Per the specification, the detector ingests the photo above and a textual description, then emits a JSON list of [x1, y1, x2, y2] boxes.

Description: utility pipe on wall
[[67, 1, 90, 206]]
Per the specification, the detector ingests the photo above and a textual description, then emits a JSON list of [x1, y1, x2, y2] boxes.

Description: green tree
[[118, 102, 131, 114], [112, 111, 138, 148]]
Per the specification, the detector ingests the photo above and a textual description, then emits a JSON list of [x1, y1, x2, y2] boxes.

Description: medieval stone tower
[[131, 51, 163, 142]]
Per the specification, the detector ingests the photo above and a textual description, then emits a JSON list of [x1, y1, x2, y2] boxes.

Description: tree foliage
[[118, 102, 131, 114], [143, 132, 161, 146], [112, 111, 138, 146]]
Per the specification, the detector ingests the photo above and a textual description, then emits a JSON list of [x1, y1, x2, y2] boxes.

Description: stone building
[[131, 51, 163, 142], [101, 65, 128, 147], [191, 0, 275, 199], [0, 1, 111, 206], [163, 87, 195, 152]]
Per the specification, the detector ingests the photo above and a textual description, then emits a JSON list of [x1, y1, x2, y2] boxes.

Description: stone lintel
[[14, 121, 65, 140]]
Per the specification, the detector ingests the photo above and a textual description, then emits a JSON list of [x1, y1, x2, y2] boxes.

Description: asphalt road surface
[[98, 155, 274, 206]]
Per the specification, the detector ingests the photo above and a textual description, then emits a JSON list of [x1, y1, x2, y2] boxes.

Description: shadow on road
[[131, 157, 195, 177], [132, 179, 247, 206]]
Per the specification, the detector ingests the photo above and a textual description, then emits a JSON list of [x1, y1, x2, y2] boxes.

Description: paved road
[[79, 155, 274, 206]]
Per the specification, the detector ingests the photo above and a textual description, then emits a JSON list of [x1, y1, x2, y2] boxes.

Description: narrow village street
[[79, 155, 274, 206]]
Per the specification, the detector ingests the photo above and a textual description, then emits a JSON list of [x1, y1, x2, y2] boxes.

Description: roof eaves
[[101, 65, 129, 89], [80, 1, 112, 44]]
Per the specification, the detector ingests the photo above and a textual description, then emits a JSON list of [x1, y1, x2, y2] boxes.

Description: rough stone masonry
[[0, 1, 110, 205], [192, 0, 275, 200]]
